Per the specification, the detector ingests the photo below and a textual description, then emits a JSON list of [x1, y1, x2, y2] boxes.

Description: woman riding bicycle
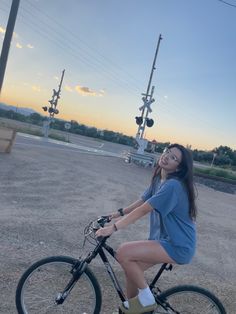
[[96, 143, 197, 314]]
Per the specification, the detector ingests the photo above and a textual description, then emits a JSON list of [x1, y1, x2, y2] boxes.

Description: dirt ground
[[0, 134, 235, 313]]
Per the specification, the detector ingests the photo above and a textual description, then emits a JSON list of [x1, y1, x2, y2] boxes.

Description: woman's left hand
[[95, 225, 115, 238]]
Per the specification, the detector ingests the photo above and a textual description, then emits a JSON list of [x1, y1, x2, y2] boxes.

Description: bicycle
[[15, 216, 226, 314]]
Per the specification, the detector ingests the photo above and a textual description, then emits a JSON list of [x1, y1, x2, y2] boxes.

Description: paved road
[[16, 132, 130, 158], [16, 132, 229, 173]]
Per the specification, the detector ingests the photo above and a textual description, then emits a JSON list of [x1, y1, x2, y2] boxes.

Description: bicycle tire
[[15, 255, 102, 314], [154, 285, 226, 314]]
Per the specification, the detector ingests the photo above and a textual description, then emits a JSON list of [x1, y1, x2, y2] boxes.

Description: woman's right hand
[[108, 211, 121, 220]]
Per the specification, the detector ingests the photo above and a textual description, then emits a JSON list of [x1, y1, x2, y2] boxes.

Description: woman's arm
[[111, 199, 144, 219], [115, 202, 152, 230], [96, 202, 153, 237]]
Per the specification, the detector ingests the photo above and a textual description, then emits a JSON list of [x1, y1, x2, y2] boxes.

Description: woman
[[96, 144, 197, 314]]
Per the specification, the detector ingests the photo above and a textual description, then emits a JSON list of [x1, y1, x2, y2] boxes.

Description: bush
[[194, 167, 236, 181], [48, 133, 67, 142]]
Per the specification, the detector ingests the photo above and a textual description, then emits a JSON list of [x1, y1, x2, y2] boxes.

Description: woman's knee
[[116, 243, 130, 264]]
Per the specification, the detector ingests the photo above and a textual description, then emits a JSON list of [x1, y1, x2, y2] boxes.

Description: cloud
[[27, 44, 34, 49], [164, 95, 168, 99], [75, 85, 96, 96], [16, 42, 23, 49], [75, 85, 105, 97], [0, 26, 18, 38], [32, 85, 41, 92], [65, 85, 73, 92], [98, 89, 105, 97], [1, 25, 27, 47], [0, 26, 5, 34]]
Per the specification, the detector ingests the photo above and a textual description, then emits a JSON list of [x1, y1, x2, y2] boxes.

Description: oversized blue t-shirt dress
[[141, 178, 196, 264]]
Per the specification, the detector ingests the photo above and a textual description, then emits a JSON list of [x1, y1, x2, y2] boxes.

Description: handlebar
[[83, 216, 112, 244], [97, 215, 112, 227], [92, 215, 111, 231]]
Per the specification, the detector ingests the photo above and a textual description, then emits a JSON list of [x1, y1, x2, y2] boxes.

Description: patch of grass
[[194, 166, 236, 181], [16, 127, 43, 137], [48, 133, 68, 142], [0, 119, 68, 143]]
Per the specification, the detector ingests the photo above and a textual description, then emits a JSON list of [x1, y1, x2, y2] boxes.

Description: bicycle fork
[[55, 260, 88, 305]]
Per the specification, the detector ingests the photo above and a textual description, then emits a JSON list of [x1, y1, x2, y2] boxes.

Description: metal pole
[[58, 69, 65, 91], [137, 34, 162, 138], [53, 69, 65, 108], [140, 86, 155, 139], [144, 34, 162, 101], [0, 0, 20, 95], [43, 69, 65, 137]]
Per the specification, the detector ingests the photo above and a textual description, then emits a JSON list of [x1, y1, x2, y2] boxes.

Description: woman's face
[[158, 147, 182, 173]]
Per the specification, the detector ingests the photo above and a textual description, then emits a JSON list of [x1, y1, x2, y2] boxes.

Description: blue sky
[[0, 0, 236, 150]]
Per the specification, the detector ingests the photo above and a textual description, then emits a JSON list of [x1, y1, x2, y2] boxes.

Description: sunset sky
[[0, 0, 236, 150]]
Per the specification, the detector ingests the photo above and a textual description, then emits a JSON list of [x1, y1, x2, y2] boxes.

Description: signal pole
[[42, 69, 65, 137], [0, 0, 20, 95], [135, 34, 162, 153]]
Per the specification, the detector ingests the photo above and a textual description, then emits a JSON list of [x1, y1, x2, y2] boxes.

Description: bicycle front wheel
[[15, 256, 102, 314], [155, 285, 226, 314]]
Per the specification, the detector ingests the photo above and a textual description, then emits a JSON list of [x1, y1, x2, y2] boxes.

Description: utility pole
[[135, 34, 162, 153], [42, 70, 65, 137], [0, 0, 20, 95]]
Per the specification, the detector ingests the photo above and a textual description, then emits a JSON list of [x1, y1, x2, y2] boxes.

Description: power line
[[0, 1, 144, 96], [20, 0, 145, 93], [24, 0, 144, 91], [1, 1, 233, 146], [217, 0, 236, 8], [0, 3, 141, 97]]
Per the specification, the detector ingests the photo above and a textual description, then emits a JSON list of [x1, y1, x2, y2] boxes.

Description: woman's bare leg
[[125, 261, 155, 298], [116, 240, 174, 298]]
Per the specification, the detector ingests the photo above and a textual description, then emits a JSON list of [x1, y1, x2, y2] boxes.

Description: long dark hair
[[152, 144, 197, 220]]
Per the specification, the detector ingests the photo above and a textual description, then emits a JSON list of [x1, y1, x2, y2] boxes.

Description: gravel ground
[[194, 176, 236, 195], [0, 135, 235, 313]]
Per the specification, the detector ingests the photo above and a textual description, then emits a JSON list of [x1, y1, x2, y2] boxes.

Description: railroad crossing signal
[[135, 34, 162, 154], [42, 69, 65, 137]]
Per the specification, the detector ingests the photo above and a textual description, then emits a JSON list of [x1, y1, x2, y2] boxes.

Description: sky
[[0, 0, 236, 151]]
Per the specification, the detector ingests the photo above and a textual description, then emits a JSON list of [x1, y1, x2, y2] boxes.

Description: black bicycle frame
[[149, 263, 173, 290], [98, 242, 126, 302], [56, 236, 172, 305], [88, 238, 172, 303]]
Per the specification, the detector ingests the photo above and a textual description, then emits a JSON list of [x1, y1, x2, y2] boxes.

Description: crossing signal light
[[43, 106, 59, 115], [135, 116, 143, 125], [146, 118, 154, 127]]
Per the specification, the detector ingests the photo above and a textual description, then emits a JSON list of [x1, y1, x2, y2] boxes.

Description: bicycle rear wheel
[[15, 256, 102, 314], [154, 285, 226, 314]]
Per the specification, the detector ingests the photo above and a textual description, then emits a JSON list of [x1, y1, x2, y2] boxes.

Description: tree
[[214, 146, 234, 160], [154, 142, 170, 153], [86, 127, 98, 138], [212, 146, 235, 167], [29, 113, 43, 125]]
